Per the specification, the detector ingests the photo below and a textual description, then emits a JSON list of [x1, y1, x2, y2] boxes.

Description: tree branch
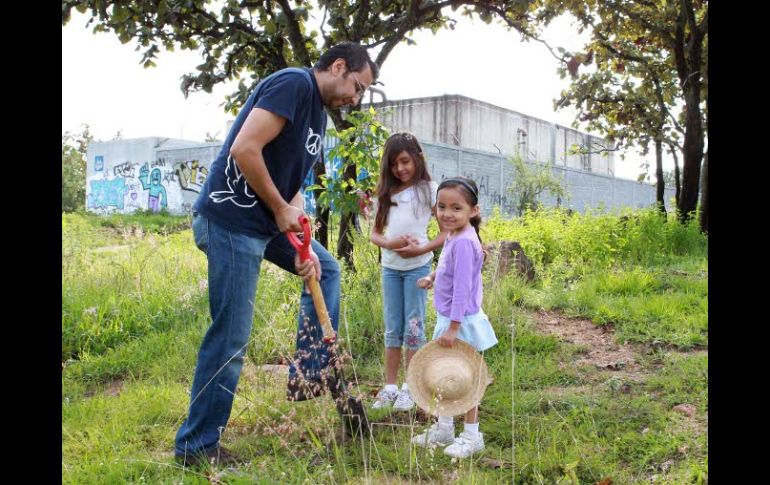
[[320, 3, 330, 46], [697, 8, 707, 36], [375, 1, 425, 67], [672, 0, 689, 87], [481, 4, 569, 63], [612, 1, 677, 46], [350, 0, 369, 39], [275, 0, 312, 66], [681, 0, 697, 32]]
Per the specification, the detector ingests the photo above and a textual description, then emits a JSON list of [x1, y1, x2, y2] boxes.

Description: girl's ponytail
[[470, 214, 482, 247]]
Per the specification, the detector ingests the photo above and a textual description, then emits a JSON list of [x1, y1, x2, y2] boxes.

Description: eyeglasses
[[350, 71, 367, 96]]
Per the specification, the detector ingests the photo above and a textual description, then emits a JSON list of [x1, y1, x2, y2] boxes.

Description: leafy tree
[[528, 0, 707, 227], [311, 107, 390, 261], [204, 131, 221, 142], [62, 125, 93, 212], [62, 0, 538, 261], [507, 153, 567, 216], [662, 168, 677, 188]]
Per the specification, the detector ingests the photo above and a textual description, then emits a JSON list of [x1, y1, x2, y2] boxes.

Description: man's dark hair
[[314, 42, 379, 80]]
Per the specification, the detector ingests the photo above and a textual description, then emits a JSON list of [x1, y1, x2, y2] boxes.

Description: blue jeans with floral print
[[381, 262, 431, 350]]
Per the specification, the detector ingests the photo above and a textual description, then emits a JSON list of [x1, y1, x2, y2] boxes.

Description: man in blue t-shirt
[[175, 43, 379, 467]]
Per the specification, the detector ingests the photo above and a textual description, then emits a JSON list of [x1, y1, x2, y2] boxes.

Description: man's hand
[[437, 325, 459, 348], [295, 247, 321, 285], [276, 205, 307, 233]]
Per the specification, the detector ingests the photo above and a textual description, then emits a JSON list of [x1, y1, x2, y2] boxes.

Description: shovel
[[286, 215, 370, 438]]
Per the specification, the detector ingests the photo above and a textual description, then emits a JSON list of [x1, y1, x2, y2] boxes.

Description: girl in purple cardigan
[[414, 176, 498, 459]]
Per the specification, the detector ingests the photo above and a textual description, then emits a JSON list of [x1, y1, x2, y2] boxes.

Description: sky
[[62, 9, 670, 181]]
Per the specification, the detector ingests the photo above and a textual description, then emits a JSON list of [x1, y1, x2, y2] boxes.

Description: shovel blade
[[335, 395, 371, 438], [326, 369, 370, 437]]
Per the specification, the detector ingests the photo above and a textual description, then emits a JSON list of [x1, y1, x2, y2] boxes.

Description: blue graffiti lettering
[[88, 178, 127, 209]]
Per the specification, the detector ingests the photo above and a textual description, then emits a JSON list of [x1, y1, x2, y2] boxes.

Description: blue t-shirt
[[194, 67, 327, 237]]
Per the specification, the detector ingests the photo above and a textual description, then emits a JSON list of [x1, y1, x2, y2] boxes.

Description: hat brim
[[406, 339, 490, 416]]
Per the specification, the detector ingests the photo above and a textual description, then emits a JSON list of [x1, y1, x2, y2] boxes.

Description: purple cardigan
[[433, 225, 484, 321]]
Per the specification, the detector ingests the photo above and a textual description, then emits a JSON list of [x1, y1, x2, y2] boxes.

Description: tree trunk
[[673, 0, 705, 224], [669, 143, 681, 206], [677, 85, 704, 224], [651, 78, 668, 217], [336, 162, 358, 266], [337, 213, 355, 266], [328, 106, 359, 267], [655, 138, 666, 216], [312, 160, 329, 248], [698, 149, 708, 233]]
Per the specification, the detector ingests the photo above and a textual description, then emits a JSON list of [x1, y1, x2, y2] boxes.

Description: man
[[175, 43, 378, 467]]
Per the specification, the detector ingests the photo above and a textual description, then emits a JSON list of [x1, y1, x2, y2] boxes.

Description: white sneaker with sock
[[410, 423, 455, 447], [372, 386, 399, 409], [443, 431, 485, 458], [392, 386, 415, 411]]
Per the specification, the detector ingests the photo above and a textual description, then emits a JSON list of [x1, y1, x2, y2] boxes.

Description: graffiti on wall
[[138, 163, 168, 212], [125, 182, 142, 210], [174, 160, 209, 193], [113, 162, 138, 178], [432, 169, 517, 215], [88, 154, 218, 214], [88, 177, 128, 211]]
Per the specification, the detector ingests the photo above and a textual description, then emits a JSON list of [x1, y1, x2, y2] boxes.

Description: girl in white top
[[369, 132, 447, 411]]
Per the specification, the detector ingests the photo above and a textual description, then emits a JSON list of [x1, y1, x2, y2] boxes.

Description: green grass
[[62, 208, 707, 483], [512, 340, 708, 484], [522, 265, 708, 349]]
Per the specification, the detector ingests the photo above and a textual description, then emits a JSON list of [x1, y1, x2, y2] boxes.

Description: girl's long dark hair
[[436, 176, 483, 246], [373, 132, 432, 233]]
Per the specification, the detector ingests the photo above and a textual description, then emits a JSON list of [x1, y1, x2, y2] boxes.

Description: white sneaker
[[443, 431, 485, 458], [372, 387, 399, 409], [392, 389, 415, 411], [410, 423, 455, 448]]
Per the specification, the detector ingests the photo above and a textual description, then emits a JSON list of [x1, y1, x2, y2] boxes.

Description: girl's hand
[[417, 276, 433, 289], [355, 190, 371, 218], [387, 235, 410, 250], [437, 326, 458, 348], [394, 238, 423, 258]]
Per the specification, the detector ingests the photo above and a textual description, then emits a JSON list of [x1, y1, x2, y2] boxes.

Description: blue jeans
[[382, 262, 431, 350], [175, 213, 340, 456]]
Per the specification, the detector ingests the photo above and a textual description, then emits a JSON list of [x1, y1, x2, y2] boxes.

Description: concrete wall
[[154, 144, 224, 214], [419, 142, 674, 216], [369, 94, 615, 176], [85, 137, 336, 215], [86, 136, 670, 216], [85, 137, 220, 215]]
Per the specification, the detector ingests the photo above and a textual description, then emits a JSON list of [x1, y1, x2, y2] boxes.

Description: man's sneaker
[[175, 445, 242, 468], [371, 387, 399, 409], [410, 423, 455, 447], [286, 376, 325, 402], [443, 431, 485, 458], [392, 388, 415, 411]]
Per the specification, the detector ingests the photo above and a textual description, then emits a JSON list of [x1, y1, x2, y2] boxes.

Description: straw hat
[[406, 339, 491, 417]]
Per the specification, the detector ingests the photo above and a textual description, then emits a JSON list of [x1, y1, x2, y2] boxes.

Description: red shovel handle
[[285, 215, 312, 262], [286, 215, 336, 344]]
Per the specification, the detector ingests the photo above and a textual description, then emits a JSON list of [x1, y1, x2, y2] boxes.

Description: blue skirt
[[432, 310, 498, 352]]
